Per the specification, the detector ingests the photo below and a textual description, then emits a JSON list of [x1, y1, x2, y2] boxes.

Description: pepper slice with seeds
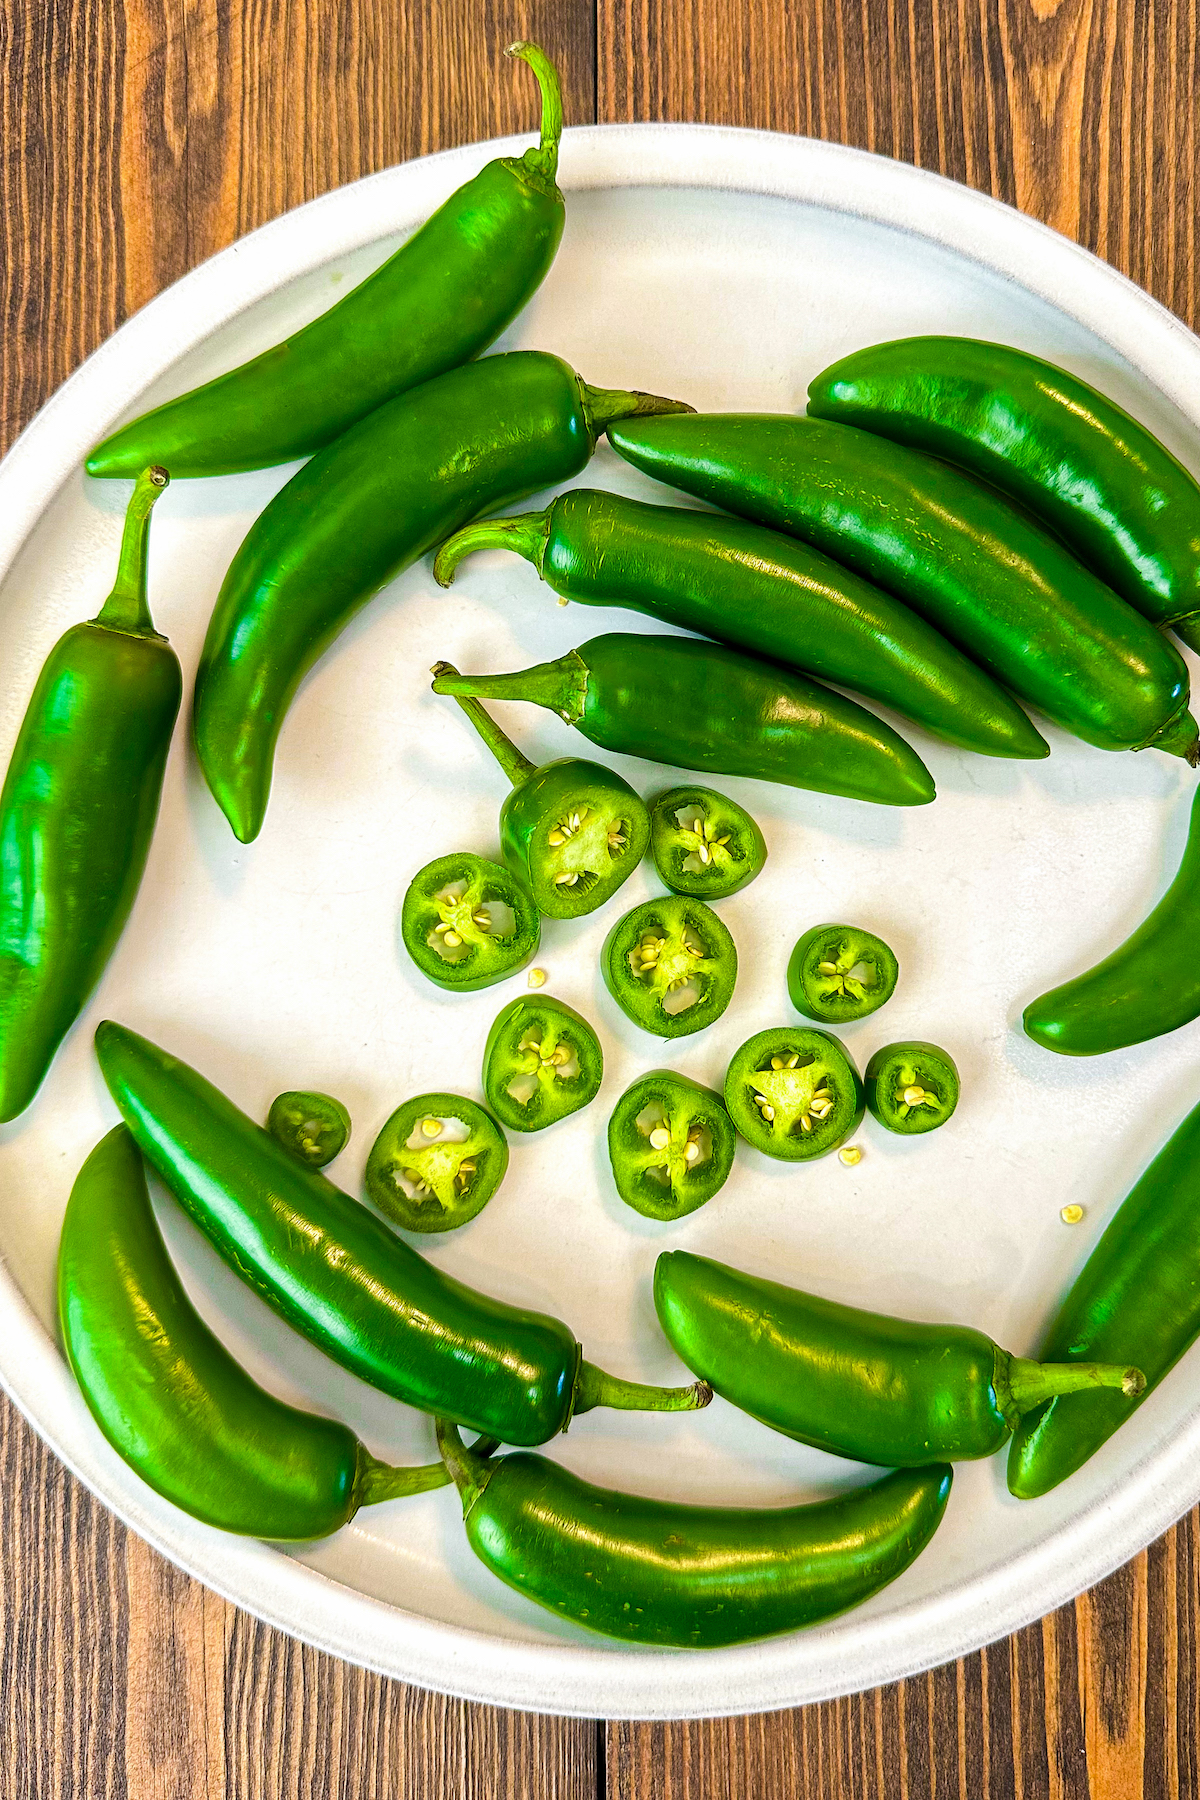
[[401, 852, 540, 992], [364, 1093, 508, 1233], [602, 896, 737, 1039], [482, 995, 603, 1133], [724, 1027, 864, 1161], [865, 1042, 959, 1136], [267, 1090, 352, 1167], [788, 923, 898, 1024], [649, 784, 766, 900], [607, 1071, 736, 1221]]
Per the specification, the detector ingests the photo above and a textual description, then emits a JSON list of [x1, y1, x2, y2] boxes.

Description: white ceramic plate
[[3, 124, 1200, 1720]]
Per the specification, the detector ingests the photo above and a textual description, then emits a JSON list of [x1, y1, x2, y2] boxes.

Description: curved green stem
[[1150, 705, 1200, 766], [580, 384, 695, 444], [432, 650, 590, 727], [435, 1420, 498, 1514], [433, 510, 551, 589], [358, 1451, 451, 1507], [430, 661, 536, 786], [1004, 1356, 1146, 1414], [93, 465, 169, 637], [572, 1359, 713, 1418], [506, 42, 563, 184]]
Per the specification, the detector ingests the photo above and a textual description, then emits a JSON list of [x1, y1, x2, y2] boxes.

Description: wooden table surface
[[3, 1, 1199, 1794]]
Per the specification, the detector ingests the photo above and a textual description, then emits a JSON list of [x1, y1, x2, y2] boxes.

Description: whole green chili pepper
[[807, 336, 1200, 651], [788, 923, 898, 1024], [364, 1093, 508, 1232], [724, 1027, 863, 1160], [1008, 1096, 1200, 1498], [649, 785, 766, 899], [656, 1251, 1145, 1469], [431, 633, 936, 807], [194, 355, 689, 843], [1024, 787, 1200, 1056], [436, 1420, 952, 1648], [607, 1071, 736, 1220], [865, 1042, 959, 1135], [0, 469, 182, 1122], [608, 411, 1198, 763], [401, 852, 540, 991], [431, 665, 649, 918], [482, 995, 603, 1133], [60, 1125, 450, 1538], [603, 895, 737, 1039], [268, 1090, 351, 1167], [94, 1021, 711, 1446], [87, 45, 567, 479], [434, 487, 1044, 759]]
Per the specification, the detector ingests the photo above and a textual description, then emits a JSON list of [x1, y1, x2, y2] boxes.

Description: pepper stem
[[432, 649, 591, 728], [1004, 1356, 1146, 1414], [93, 465, 169, 636], [357, 1451, 451, 1506], [506, 42, 563, 186], [435, 1420, 497, 1513], [1151, 706, 1200, 767], [433, 510, 551, 589], [430, 661, 537, 787], [572, 1359, 713, 1419], [580, 384, 696, 444]]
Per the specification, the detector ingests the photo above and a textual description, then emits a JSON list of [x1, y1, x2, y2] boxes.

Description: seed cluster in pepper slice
[[483, 995, 603, 1133], [608, 1071, 737, 1220], [725, 1027, 865, 1161], [402, 851, 540, 992], [603, 895, 737, 1039], [364, 1093, 509, 1233], [649, 784, 767, 900]]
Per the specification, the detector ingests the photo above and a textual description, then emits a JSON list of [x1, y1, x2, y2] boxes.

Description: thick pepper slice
[[725, 1027, 863, 1161], [365, 1094, 508, 1233], [268, 1090, 352, 1167], [607, 1071, 736, 1221], [482, 996, 602, 1133], [602, 896, 737, 1039], [649, 785, 766, 899], [401, 852, 540, 991], [788, 923, 898, 1023], [865, 1042, 959, 1135]]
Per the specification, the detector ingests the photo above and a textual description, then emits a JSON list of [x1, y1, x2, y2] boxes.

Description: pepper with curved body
[[436, 1420, 953, 1648], [649, 785, 766, 899], [431, 633, 936, 807], [607, 1071, 736, 1220], [87, 45, 567, 479], [0, 469, 182, 1121], [788, 923, 898, 1024], [94, 1021, 711, 1446], [364, 1092, 508, 1232], [60, 1126, 449, 1538], [194, 354, 690, 843], [724, 1027, 864, 1161], [402, 852, 540, 991], [607, 410, 1198, 762], [603, 895, 737, 1039], [482, 996, 603, 1133], [268, 1090, 351, 1167], [656, 1251, 1145, 1469]]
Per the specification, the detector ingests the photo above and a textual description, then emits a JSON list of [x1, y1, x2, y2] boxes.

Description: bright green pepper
[[602, 896, 737, 1039], [95, 1022, 711, 1446], [607, 1071, 736, 1221], [436, 1420, 952, 1648], [86, 45, 567, 479], [648, 785, 766, 900], [724, 1027, 863, 1161], [788, 923, 898, 1024], [268, 1090, 351, 1167], [482, 996, 603, 1133], [364, 1093, 508, 1232], [401, 852, 540, 991], [655, 1251, 1144, 1469], [59, 1125, 449, 1538], [865, 1042, 959, 1135]]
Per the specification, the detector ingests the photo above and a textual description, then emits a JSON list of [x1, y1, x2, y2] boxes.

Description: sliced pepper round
[[364, 1093, 509, 1233], [267, 1090, 351, 1167], [865, 1041, 959, 1135], [602, 896, 737, 1038], [787, 923, 898, 1023], [401, 852, 540, 991], [501, 758, 650, 920], [649, 784, 767, 900], [607, 1070, 736, 1221], [482, 995, 603, 1133], [724, 1027, 864, 1161]]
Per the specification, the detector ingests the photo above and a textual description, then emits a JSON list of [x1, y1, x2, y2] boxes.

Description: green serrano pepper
[[94, 1022, 711, 1447], [87, 45, 567, 479], [437, 1420, 952, 1648], [193, 353, 690, 843], [434, 488, 1044, 759]]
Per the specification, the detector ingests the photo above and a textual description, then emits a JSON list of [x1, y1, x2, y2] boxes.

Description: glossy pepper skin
[[1009, 1097, 1200, 1498], [724, 1027, 863, 1161], [94, 1021, 711, 1446], [482, 996, 603, 1133], [432, 633, 936, 807], [401, 852, 540, 991], [193, 355, 690, 843], [607, 1071, 736, 1220], [1024, 787, 1200, 1057], [656, 1252, 1144, 1469], [434, 487, 1043, 760], [364, 1092, 509, 1232], [268, 1090, 352, 1167], [87, 45, 567, 479], [788, 923, 898, 1024], [807, 336, 1200, 652], [0, 469, 181, 1121], [603, 895, 737, 1039], [649, 785, 766, 899], [59, 1126, 449, 1537], [608, 410, 1198, 763], [437, 1420, 952, 1648]]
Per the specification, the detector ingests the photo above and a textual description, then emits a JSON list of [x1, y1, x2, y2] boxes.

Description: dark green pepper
[[95, 1022, 711, 1446], [59, 1125, 449, 1538], [432, 665, 649, 919], [607, 1071, 735, 1220], [436, 1420, 952, 1648], [364, 1093, 508, 1232], [865, 1042, 959, 1135], [602, 896, 737, 1039], [87, 45, 567, 479], [431, 632, 936, 807], [788, 923, 898, 1023], [724, 1027, 863, 1161], [0, 468, 182, 1121], [655, 1251, 1144, 1469], [401, 851, 540, 991], [649, 785, 766, 899], [482, 996, 603, 1133], [268, 1090, 351, 1167]]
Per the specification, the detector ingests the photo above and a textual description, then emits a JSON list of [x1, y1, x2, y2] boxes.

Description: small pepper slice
[[402, 852, 540, 991], [602, 896, 737, 1038], [649, 785, 766, 900], [267, 1091, 352, 1167], [482, 996, 603, 1133], [365, 1093, 508, 1233], [725, 1027, 864, 1161], [607, 1071, 736, 1221], [865, 1042, 959, 1136], [788, 923, 899, 1024]]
